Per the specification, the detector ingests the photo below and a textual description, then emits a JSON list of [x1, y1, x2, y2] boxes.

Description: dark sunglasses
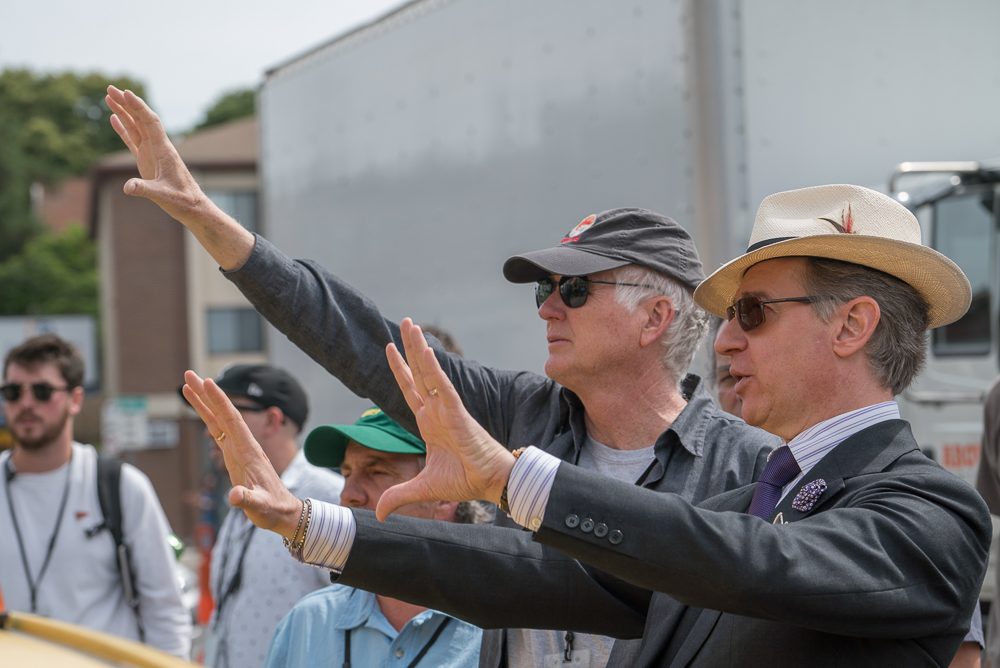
[[231, 404, 267, 413], [535, 276, 659, 309], [0, 382, 73, 403], [726, 295, 831, 332]]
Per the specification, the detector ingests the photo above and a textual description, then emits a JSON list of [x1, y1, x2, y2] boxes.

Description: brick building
[[90, 117, 263, 540]]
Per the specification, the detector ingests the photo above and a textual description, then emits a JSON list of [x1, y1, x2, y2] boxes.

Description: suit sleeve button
[[581, 518, 594, 533], [565, 514, 580, 528], [609, 530, 623, 545], [594, 523, 608, 537]]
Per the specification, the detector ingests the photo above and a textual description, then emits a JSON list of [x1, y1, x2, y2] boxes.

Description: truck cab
[[890, 161, 998, 486]]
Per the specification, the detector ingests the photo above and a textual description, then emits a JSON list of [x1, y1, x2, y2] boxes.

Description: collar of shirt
[[781, 401, 901, 498], [326, 586, 439, 638]]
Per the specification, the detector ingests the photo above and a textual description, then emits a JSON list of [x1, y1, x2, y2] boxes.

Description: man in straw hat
[[182, 183, 991, 667]]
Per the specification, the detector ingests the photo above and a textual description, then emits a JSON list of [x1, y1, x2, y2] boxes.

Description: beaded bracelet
[[283, 499, 308, 549], [294, 499, 313, 551]]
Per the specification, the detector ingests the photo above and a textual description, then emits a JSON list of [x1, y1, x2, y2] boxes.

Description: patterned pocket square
[[791, 479, 827, 512]]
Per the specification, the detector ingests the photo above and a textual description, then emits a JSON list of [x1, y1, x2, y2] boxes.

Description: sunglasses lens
[[0, 384, 20, 402], [734, 297, 765, 332], [559, 277, 590, 308], [32, 383, 54, 402], [535, 279, 555, 308]]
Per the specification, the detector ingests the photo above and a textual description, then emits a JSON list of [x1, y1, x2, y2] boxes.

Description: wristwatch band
[[499, 447, 528, 516]]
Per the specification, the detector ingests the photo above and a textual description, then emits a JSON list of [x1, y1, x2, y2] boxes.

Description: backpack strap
[[96, 455, 144, 642], [96, 456, 123, 546]]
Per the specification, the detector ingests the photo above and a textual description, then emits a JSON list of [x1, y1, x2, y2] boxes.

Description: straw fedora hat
[[693, 184, 971, 329]]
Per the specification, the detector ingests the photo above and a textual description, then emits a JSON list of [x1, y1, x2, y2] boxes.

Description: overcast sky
[[1, 0, 405, 133]]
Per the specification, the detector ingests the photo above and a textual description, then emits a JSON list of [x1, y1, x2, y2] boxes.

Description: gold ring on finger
[[428, 388, 439, 396], [216, 433, 227, 443]]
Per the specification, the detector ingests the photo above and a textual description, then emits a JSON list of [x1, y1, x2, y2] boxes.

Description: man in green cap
[[263, 407, 489, 668]]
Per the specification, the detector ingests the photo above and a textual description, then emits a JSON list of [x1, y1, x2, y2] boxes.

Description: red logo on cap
[[561, 214, 597, 244]]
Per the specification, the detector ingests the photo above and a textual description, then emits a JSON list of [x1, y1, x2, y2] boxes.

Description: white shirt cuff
[[287, 498, 356, 573], [507, 446, 561, 531]]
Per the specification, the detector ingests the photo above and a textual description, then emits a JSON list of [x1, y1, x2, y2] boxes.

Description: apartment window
[[208, 308, 263, 354], [205, 190, 258, 234]]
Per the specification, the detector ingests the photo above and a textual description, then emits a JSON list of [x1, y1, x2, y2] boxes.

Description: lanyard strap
[[4, 455, 73, 614], [344, 616, 451, 668], [211, 517, 256, 668], [214, 517, 256, 623]]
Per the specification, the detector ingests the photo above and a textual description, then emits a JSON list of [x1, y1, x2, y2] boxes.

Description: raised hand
[[106, 86, 208, 221], [182, 370, 303, 538], [378, 319, 516, 521], [105, 86, 254, 270]]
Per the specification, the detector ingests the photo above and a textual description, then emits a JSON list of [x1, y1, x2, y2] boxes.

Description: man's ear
[[640, 295, 675, 348], [432, 500, 459, 523], [263, 406, 287, 436], [68, 386, 85, 416], [832, 297, 880, 359]]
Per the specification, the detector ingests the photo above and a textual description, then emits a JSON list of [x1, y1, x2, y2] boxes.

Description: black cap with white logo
[[181, 364, 309, 430], [502, 208, 705, 290]]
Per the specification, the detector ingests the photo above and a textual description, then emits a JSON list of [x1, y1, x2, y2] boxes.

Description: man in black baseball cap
[[199, 364, 344, 668], [112, 84, 775, 668]]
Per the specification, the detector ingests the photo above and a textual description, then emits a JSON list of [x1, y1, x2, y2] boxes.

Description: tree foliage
[[0, 68, 143, 317], [0, 223, 98, 316], [194, 87, 255, 131], [0, 68, 146, 260]]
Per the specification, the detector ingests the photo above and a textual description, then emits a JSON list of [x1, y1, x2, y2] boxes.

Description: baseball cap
[[304, 407, 425, 469], [180, 364, 309, 429], [502, 208, 705, 290]]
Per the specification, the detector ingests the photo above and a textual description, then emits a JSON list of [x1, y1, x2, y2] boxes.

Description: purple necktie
[[747, 445, 801, 520]]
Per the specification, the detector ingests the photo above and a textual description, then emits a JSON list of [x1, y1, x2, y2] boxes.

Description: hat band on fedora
[[746, 237, 796, 254]]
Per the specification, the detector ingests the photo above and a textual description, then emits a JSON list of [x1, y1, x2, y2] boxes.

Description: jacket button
[[565, 514, 580, 528], [594, 523, 608, 537], [581, 518, 594, 533], [395, 648, 405, 658], [609, 530, 623, 545]]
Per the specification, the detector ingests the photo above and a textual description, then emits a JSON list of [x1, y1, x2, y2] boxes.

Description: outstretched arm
[[105, 85, 254, 271], [182, 370, 303, 538]]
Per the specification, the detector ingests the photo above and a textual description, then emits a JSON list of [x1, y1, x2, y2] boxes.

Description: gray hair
[[800, 257, 929, 396], [455, 500, 495, 525], [704, 316, 726, 390], [417, 453, 495, 524], [612, 265, 711, 387]]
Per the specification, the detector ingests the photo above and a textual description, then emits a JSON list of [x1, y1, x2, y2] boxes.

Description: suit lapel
[[659, 420, 920, 667], [667, 608, 723, 668], [772, 419, 917, 523]]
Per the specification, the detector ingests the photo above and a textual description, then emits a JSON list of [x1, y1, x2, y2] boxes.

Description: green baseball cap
[[304, 407, 426, 469]]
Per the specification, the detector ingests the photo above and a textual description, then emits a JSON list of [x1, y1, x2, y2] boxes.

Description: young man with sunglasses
[[108, 86, 778, 667], [198, 364, 345, 668], [0, 334, 191, 656]]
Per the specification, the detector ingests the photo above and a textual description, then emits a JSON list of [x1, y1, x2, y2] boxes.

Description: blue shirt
[[264, 585, 482, 668]]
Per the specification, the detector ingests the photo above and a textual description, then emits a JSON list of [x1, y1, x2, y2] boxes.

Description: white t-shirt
[[205, 450, 344, 668], [507, 433, 656, 668], [0, 443, 191, 657]]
